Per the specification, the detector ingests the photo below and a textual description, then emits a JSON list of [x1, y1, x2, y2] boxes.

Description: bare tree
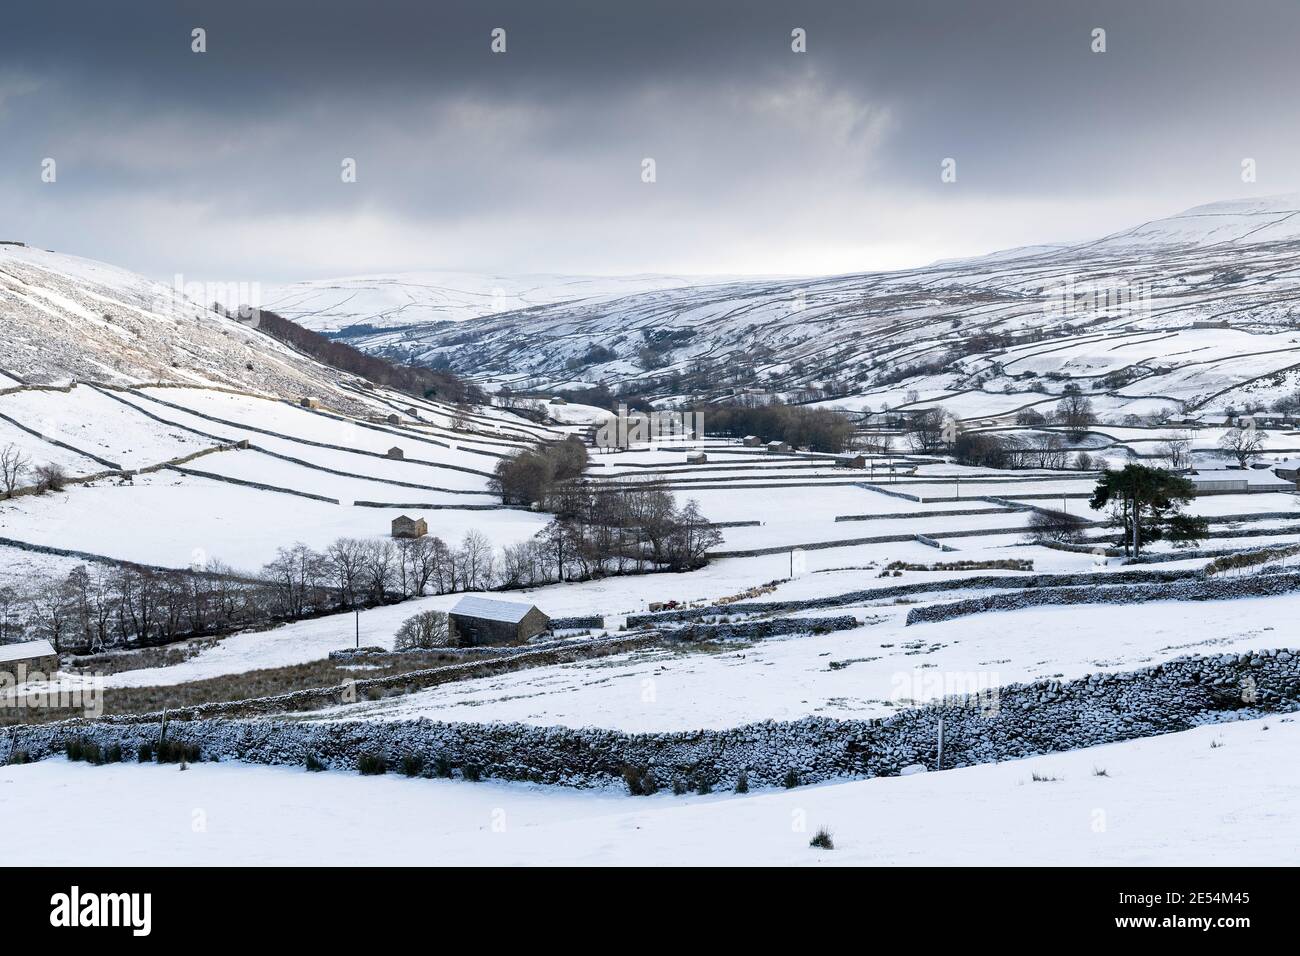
[[1218, 425, 1266, 467], [1055, 390, 1095, 438], [1, 444, 30, 497], [1160, 432, 1194, 472]]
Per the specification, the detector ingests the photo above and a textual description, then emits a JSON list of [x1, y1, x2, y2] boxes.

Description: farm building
[[742, 435, 762, 447], [1273, 459, 1300, 483], [390, 515, 427, 538], [686, 452, 708, 464], [0, 638, 58, 681], [550, 396, 568, 405], [298, 397, 321, 409], [1189, 474, 1248, 494], [834, 454, 867, 469], [386, 414, 401, 425], [387, 446, 405, 460], [1188, 470, 1292, 494], [765, 440, 791, 453], [406, 407, 419, 416], [448, 596, 550, 646]]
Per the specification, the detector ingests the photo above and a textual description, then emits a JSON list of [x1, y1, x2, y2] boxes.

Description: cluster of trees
[[950, 430, 1093, 471], [526, 482, 723, 580], [702, 401, 856, 453], [490, 437, 589, 505], [248, 308, 483, 405]]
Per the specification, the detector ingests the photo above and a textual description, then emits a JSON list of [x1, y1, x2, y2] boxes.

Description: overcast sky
[[2, 0, 1299, 284]]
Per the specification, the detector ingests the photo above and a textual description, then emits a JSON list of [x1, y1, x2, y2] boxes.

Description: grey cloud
[[2, 0, 1299, 281]]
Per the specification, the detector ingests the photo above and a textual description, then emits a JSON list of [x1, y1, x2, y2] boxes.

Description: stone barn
[[299, 397, 321, 409], [448, 596, 550, 646], [391, 515, 428, 538], [765, 440, 791, 453], [686, 452, 708, 464], [742, 435, 762, 447], [387, 446, 405, 460], [834, 453, 867, 469], [386, 414, 401, 425], [0, 639, 58, 681]]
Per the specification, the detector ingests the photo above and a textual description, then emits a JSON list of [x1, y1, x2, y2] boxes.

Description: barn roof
[[0, 638, 57, 663], [449, 596, 545, 624]]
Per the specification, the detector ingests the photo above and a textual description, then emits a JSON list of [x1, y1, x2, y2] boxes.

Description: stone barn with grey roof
[[448, 596, 550, 646], [0, 638, 58, 681]]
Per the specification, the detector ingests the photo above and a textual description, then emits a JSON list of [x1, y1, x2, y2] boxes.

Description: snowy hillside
[[372, 195, 1300, 419], [261, 271, 759, 335], [0, 245, 366, 408]]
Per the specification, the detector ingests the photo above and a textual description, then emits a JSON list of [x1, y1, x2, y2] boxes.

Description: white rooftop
[[0, 638, 56, 663], [449, 596, 543, 624]]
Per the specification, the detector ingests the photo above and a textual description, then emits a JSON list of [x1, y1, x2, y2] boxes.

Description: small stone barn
[[686, 452, 708, 464], [742, 435, 762, 447], [0, 639, 58, 681], [299, 397, 321, 409], [448, 596, 550, 646], [834, 453, 867, 469], [391, 515, 428, 538], [386, 414, 401, 425], [550, 396, 568, 405], [765, 440, 791, 453], [387, 446, 405, 460]]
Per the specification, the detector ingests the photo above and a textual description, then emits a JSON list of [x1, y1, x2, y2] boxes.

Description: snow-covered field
[[3, 714, 1292, 865], [302, 595, 1294, 730], [0, 470, 549, 572]]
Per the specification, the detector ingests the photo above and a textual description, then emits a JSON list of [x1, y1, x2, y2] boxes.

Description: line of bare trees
[[0, 529, 534, 655]]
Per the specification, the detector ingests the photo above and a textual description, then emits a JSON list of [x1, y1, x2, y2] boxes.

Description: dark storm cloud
[[2, 0, 1299, 280]]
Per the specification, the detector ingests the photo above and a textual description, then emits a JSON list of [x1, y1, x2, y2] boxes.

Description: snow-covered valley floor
[[3, 714, 1293, 866]]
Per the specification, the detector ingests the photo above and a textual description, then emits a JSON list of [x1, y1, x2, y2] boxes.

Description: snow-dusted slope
[[376, 196, 1300, 416], [261, 271, 758, 334], [0, 245, 363, 407]]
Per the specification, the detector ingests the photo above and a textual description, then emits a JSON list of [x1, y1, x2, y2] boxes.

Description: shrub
[[305, 753, 327, 772], [394, 611, 451, 651], [8, 749, 30, 765], [34, 463, 68, 494], [734, 772, 749, 794], [462, 764, 482, 783], [66, 737, 103, 765], [137, 742, 154, 762], [105, 743, 123, 764], [621, 764, 658, 796], [157, 739, 201, 764], [671, 779, 687, 796], [783, 770, 800, 789], [432, 755, 454, 778], [401, 754, 425, 777], [809, 828, 834, 850], [357, 753, 387, 775]]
